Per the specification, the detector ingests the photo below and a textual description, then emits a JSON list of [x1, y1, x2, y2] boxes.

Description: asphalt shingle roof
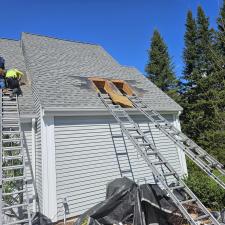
[[0, 33, 182, 116], [0, 38, 35, 116]]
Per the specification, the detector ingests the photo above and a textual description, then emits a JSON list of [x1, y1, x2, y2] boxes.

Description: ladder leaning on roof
[[98, 92, 221, 225], [127, 95, 225, 191], [0, 90, 32, 225]]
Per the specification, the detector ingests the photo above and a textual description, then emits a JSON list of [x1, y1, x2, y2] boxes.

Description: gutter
[[43, 107, 182, 117]]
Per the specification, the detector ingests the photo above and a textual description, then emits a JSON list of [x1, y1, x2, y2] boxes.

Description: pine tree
[[146, 30, 177, 95], [195, 6, 213, 76], [217, 0, 225, 54], [181, 7, 215, 140], [181, 7, 225, 209], [183, 10, 198, 84]]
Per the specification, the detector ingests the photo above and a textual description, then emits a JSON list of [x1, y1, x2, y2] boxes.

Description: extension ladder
[[109, 124, 134, 180], [99, 93, 220, 225], [128, 95, 225, 190], [0, 91, 32, 225]]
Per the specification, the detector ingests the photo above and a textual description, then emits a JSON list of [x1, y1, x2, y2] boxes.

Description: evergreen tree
[[195, 6, 213, 76], [181, 6, 215, 142], [146, 30, 178, 96], [183, 10, 198, 84], [217, 0, 225, 54], [181, 6, 225, 209]]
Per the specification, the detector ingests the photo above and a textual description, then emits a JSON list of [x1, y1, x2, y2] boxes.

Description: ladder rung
[[2, 131, 21, 135], [147, 151, 158, 156], [2, 165, 24, 170], [2, 111, 18, 114], [2, 117, 19, 120], [163, 172, 175, 177], [116, 152, 128, 156], [2, 96, 16, 99], [132, 135, 144, 139], [2, 123, 20, 127], [3, 155, 23, 160], [170, 185, 185, 190], [3, 146, 23, 151], [127, 128, 138, 131], [139, 143, 150, 146], [2, 203, 28, 210], [3, 176, 24, 182], [2, 106, 18, 109], [117, 114, 129, 118], [180, 198, 196, 204], [121, 169, 132, 174], [3, 189, 26, 196], [3, 218, 29, 225], [2, 138, 22, 142], [2, 102, 18, 106], [198, 154, 207, 158], [112, 135, 123, 138], [153, 161, 167, 165], [194, 214, 210, 221]]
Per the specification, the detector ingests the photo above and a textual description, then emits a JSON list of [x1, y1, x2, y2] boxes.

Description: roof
[[0, 39, 35, 116], [0, 33, 182, 116]]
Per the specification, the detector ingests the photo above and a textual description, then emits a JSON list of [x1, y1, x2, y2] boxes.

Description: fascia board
[[43, 107, 182, 117]]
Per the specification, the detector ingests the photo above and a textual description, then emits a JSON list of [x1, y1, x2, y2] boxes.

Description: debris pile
[[74, 177, 182, 225]]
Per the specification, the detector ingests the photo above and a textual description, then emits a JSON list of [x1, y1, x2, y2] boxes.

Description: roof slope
[[21, 33, 182, 112], [0, 39, 35, 116]]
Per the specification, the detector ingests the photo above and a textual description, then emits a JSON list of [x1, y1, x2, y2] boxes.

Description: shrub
[[184, 159, 225, 210]]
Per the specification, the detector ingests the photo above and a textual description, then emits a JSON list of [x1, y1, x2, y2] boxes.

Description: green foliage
[[146, 29, 178, 95], [184, 160, 225, 210], [183, 10, 198, 82], [178, 5, 225, 209], [145, 4, 225, 210]]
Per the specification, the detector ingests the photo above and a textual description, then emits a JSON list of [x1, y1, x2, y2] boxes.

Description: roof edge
[[21, 32, 100, 46], [0, 37, 19, 42], [43, 107, 182, 117]]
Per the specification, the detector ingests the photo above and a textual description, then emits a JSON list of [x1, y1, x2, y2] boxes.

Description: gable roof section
[[21, 33, 182, 112], [0, 39, 35, 116]]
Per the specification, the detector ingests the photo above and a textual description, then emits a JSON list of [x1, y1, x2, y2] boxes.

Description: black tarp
[[74, 177, 182, 225]]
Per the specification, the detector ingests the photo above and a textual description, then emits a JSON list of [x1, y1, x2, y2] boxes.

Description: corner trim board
[[41, 111, 57, 221]]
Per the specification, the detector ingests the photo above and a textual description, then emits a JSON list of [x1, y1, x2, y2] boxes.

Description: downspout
[[31, 118, 37, 212], [173, 111, 188, 175]]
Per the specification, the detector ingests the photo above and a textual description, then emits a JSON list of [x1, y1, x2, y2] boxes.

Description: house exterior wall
[[21, 123, 33, 204], [21, 121, 37, 212], [53, 114, 186, 221]]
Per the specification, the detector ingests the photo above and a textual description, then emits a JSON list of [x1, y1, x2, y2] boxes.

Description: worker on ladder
[[0, 56, 6, 89], [5, 68, 24, 97]]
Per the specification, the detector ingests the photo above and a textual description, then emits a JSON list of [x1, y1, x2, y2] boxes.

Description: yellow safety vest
[[6, 69, 24, 79]]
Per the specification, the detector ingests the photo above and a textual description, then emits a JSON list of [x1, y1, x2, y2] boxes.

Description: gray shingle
[[0, 39, 35, 116], [0, 33, 182, 113], [21, 33, 182, 112]]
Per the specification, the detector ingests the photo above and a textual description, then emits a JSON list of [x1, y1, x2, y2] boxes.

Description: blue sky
[[0, 0, 222, 76]]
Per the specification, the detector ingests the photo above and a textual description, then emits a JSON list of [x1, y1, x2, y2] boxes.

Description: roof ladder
[[98, 92, 220, 225], [0, 90, 32, 225], [128, 95, 225, 190]]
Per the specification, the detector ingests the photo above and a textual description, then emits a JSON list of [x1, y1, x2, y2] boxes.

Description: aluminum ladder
[[109, 124, 134, 180], [0, 91, 32, 225], [128, 95, 225, 190], [99, 93, 220, 225]]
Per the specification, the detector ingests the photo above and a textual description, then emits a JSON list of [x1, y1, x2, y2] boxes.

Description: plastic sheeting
[[74, 177, 181, 225]]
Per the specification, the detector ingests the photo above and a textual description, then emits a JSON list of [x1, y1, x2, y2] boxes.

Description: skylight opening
[[111, 80, 134, 96]]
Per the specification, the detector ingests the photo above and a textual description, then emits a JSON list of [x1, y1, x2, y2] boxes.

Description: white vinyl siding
[[54, 115, 184, 220], [21, 122, 34, 208]]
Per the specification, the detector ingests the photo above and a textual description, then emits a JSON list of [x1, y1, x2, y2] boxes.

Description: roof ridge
[[22, 32, 100, 46], [0, 37, 19, 42]]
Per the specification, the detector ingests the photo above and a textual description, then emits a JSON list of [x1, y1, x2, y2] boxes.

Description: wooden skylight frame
[[111, 79, 134, 96]]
